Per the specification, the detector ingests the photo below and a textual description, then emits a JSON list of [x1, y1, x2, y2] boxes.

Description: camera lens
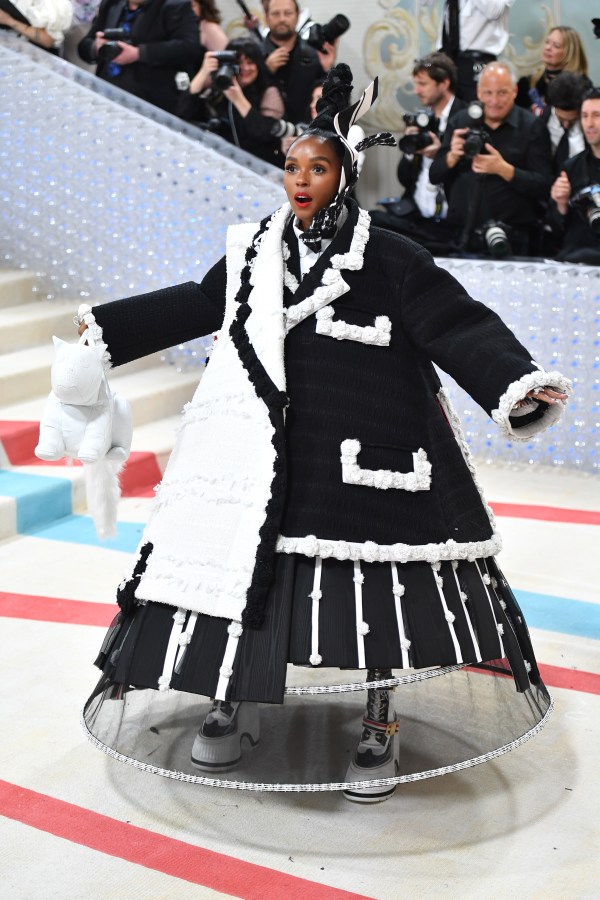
[[484, 224, 511, 258]]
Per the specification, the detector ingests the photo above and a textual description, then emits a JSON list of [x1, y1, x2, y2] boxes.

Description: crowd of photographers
[[8, 0, 595, 264]]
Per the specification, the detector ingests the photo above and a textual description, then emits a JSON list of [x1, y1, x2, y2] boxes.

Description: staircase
[[0, 270, 202, 541]]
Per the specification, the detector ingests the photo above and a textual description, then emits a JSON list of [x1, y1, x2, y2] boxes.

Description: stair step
[[0, 340, 200, 408], [0, 271, 38, 309], [0, 299, 76, 353]]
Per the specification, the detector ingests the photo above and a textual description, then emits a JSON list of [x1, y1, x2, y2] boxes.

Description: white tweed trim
[[284, 208, 371, 333], [276, 532, 502, 564], [340, 439, 431, 491], [491, 369, 571, 440], [315, 307, 391, 346]]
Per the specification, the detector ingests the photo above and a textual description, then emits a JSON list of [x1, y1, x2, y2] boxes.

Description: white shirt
[[420, 0, 514, 56], [546, 110, 585, 160], [412, 96, 455, 219], [292, 207, 348, 277]]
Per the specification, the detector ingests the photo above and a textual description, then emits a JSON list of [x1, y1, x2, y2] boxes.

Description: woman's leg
[[343, 668, 400, 803]]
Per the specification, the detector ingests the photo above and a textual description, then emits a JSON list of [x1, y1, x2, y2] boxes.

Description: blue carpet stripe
[[25, 514, 145, 553], [0, 471, 72, 533], [513, 589, 600, 641]]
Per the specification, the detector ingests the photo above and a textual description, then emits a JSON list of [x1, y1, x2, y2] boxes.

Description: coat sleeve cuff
[[491, 369, 571, 440]]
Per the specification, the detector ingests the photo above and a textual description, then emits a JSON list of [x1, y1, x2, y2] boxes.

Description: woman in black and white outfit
[[81, 65, 569, 803]]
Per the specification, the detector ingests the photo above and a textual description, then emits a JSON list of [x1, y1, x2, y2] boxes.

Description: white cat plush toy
[[35, 322, 133, 538]]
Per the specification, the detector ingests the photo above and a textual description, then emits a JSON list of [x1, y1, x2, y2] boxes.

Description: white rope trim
[[340, 439, 431, 492], [309, 557, 323, 666], [492, 369, 571, 440], [81, 692, 553, 792], [431, 564, 463, 664], [276, 532, 502, 564], [284, 209, 371, 333], [174, 611, 198, 674], [157, 608, 187, 692], [452, 562, 482, 663], [391, 562, 411, 668], [315, 307, 391, 346], [353, 560, 367, 668], [214, 621, 244, 701]]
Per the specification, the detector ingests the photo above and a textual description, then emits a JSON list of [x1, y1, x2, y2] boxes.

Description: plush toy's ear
[[52, 336, 65, 350]]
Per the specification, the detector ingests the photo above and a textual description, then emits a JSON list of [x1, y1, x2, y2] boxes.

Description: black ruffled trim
[[116, 540, 154, 617], [228, 215, 289, 628]]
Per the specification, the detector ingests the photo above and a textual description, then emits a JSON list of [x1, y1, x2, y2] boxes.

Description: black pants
[[456, 51, 496, 101]]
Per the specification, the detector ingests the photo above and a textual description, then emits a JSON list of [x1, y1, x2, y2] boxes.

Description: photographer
[[430, 61, 553, 257], [548, 87, 600, 265], [370, 53, 464, 252], [262, 0, 340, 124], [78, 0, 202, 115], [542, 72, 591, 175], [178, 39, 295, 168]]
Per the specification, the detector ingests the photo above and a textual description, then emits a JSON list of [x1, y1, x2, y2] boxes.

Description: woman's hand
[[525, 387, 568, 404], [0, 9, 54, 48], [190, 51, 219, 94], [223, 78, 251, 116]]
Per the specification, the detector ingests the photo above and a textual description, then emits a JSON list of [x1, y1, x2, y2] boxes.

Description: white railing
[[1, 38, 598, 472]]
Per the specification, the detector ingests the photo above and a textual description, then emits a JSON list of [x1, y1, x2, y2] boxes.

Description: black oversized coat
[[93, 201, 567, 621]]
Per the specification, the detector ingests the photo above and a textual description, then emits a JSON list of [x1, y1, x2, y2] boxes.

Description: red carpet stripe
[[0, 592, 115, 626], [489, 501, 600, 526], [0, 780, 372, 900], [2, 591, 600, 695]]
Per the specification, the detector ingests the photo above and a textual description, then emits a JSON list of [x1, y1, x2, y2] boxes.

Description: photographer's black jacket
[[91, 200, 567, 621], [548, 147, 600, 262], [262, 33, 324, 124], [176, 89, 286, 168], [430, 104, 553, 232], [78, 0, 202, 114]]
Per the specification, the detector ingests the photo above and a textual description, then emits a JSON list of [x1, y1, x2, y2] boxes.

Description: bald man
[[430, 62, 554, 256]]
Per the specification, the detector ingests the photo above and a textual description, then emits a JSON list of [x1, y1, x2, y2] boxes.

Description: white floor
[[1, 460, 599, 899]]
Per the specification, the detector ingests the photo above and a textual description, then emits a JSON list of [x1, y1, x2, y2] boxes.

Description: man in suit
[[370, 53, 464, 253], [543, 72, 591, 175], [549, 87, 600, 265], [78, 0, 202, 115]]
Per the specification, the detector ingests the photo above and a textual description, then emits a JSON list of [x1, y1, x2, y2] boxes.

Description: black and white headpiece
[[299, 67, 396, 252]]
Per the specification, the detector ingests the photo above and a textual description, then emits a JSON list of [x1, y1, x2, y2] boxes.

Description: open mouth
[[294, 193, 313, 208]]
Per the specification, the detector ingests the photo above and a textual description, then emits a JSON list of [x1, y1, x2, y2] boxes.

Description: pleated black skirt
[[95, 552, 540, 704]]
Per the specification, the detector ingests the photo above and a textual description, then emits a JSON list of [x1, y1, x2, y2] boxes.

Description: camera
[[271, 120, 308, 139], [305, 14, 350, 52], [398, 109, 438, 154], [570, 184, 600, 234], [475, 220, 512, 258], [463, 100, 489, 159], [211, 50, 240, 91], [98, 27, 130, 63]]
